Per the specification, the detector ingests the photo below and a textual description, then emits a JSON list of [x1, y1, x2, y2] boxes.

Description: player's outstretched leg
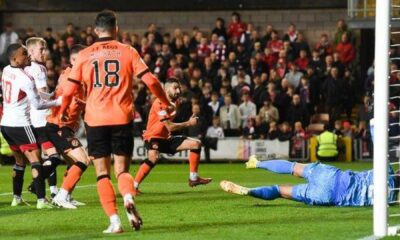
[[246, 155, 308, 178], [115, 155, 142, 231], [220, 180, 294, 201]]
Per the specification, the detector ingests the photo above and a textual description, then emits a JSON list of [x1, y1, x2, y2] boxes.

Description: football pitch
[[0, 162, 397, 240]]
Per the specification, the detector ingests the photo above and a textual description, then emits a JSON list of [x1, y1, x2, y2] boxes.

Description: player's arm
[[59, 80, 79, 118], [141, 71, 172, 109], [22, 81, 61, 110], [163, 115, 198, 132], [131, 47, 174, 110]]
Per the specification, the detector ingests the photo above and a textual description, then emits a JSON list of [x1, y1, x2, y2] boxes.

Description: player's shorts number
[[93, 60, 120, 87]]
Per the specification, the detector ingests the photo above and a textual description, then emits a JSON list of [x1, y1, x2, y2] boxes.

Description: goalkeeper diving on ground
[[220, 155, 399, 206]]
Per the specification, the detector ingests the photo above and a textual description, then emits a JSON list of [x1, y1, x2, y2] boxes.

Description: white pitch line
[[0, 184, 97, 197]]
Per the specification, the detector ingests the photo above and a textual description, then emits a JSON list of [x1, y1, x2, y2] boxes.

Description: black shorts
[[85, 122, 134, 159], [1, 125, 39, 152], [45, 123, 82, 153], [144, 135, 187, 154], [34, 126, 55, 150]]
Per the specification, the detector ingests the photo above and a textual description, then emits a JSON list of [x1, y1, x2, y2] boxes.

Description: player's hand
[[188, 115, 199, 126], [56, 96, 63, 106], [74, 97, 86, 107]]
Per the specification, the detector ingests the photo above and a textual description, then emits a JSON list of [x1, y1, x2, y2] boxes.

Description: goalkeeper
[[220, 155, 399, 206]]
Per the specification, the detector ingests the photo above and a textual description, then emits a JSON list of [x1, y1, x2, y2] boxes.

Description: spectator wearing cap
[[239, 91, 257, 128], [228, 12, 246, 40], [212, 17, 228, 41], [284, 62, 303, 89], [231, 65, 251, 87], [335, 32, 355, 67], [287, 94, 310, 128], [220, 95, 242, 136], [259, 99, 279, 124], [214, 35, 227, 62]]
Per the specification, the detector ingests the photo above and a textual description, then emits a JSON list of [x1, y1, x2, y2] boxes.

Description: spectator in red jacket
[[295, 49, 309, 72], [267, 30, 283, 56], [335, 33, 355, 66], [228, 12, 246, 40]]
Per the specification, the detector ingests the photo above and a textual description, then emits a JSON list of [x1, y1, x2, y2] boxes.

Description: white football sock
[[50, 186, 58, 195], [190, 172, 198, 181], [110, 214, 121, 224], [58, 188, 69, 200]]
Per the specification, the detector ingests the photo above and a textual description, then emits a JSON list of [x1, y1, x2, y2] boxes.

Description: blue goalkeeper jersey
[[335, 167, 397, 206]]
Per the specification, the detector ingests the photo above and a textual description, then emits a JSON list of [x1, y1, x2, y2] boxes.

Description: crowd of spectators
[[0, 13, 372, 147]]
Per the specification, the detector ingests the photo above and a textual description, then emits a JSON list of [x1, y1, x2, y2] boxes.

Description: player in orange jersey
[[60, 10, 174, 233], [134, 78, 212, 193], [44, 44, 89, 209]]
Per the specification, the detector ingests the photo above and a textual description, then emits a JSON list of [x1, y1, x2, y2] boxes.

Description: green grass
[[0, 162, 397, 239]]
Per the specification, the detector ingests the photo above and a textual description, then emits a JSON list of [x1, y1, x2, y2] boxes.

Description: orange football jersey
[[68, 38, 149, 127], [142, 99, 177, 141], [47, 67, 85, 131]]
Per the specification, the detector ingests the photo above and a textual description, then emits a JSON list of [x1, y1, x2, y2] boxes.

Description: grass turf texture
[[0, 162, 398, 239]]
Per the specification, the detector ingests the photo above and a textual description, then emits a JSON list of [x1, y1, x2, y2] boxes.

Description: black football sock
[[12, 164, 25, 197], [31, 162, 46, 199]]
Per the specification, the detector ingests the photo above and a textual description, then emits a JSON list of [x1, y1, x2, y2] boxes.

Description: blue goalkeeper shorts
[[291, 162, 341, 206]]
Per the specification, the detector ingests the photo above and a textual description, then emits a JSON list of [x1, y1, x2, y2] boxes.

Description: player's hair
[[70, 44, 86, 55], [6, 43, 23, 60], [25, 37, 46, 48], [95, 10, 117, 32], [165, 77, 181, 86]]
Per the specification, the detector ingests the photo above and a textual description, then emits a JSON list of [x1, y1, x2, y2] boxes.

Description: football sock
[[110, 214, 121, 225], [61, 162, 87, 192], [189, 149, 201, 179], [117, 172, 135, 197], [48, 171, 57, 194], [249, 185, 281, 200], [257, 160, 295, 175], [31, 162, 46, 199], [58, 188, 69, 200], [97, 175, 118, 217], [12, 164, 25, 197], [134, 159, 155, 186], [189, 172, 198, 181], [42, 154, 61, 178]]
